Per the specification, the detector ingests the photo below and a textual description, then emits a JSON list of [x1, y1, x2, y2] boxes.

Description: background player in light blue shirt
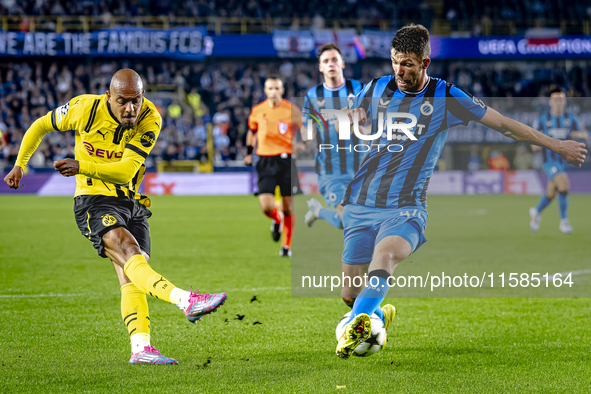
[[302, 43, 363, 230], [529, 88, 588, 233], [335, 24, 588, 359]]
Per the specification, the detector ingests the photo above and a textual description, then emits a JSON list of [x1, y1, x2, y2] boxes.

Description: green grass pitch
[[1, 194, 590, 393]]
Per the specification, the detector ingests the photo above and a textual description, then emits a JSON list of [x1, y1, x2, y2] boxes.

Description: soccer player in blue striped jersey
[[335, 25, 587, 359], [302, 43, 364, 230], [529, 88, 588, 234]]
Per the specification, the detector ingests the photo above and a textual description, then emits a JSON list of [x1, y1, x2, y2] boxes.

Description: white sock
[[169, 287, 191, 311], [130, 333, 150, 354]]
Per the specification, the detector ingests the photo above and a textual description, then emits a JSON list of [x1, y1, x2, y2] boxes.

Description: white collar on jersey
[[322, 81, 346, 92], [397, 75, 431, 95]]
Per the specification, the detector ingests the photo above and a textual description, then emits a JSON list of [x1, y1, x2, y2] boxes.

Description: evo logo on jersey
[[141, 131, 156, 148], [83, 142, 123, 159]]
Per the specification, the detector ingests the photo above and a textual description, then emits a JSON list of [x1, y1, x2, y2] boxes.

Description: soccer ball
[[335, 312, 386, 357]]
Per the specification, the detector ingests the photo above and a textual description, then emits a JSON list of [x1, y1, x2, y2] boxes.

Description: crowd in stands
[[0, 57, 590, 172], [1, 0, 430, 25], [445, 0, 591, 31], [2, 0, 590, 36]]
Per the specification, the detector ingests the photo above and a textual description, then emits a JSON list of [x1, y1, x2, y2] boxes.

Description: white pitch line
[[0, 292, 89, 299], [553, 269, 591, 279], [0, 286, 291, 299]]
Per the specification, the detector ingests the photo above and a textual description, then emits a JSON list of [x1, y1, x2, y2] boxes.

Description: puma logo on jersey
[[153, 277, 167, 288], [96, 130, 108, 140]]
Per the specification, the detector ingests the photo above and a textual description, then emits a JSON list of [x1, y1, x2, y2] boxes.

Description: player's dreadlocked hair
[[391, 24, 431, 60]]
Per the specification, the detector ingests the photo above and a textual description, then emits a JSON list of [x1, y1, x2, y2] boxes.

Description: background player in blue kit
[[335, 25, 588, 359], [302, 43, 363, 230], [529, 88, 588, 234]]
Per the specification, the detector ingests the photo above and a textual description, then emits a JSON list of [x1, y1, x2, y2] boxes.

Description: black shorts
[[256, 154, 302, 196], [74, 195, 152, 258]]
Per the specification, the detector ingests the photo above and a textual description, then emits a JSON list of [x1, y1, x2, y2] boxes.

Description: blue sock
[[318, 208, 342, 229], [347, 299, 385, 324], [557, 192, 569, 220], [348, 272, 389, 324], [373, 304, 385, 323], [535, 195, 552, 213]]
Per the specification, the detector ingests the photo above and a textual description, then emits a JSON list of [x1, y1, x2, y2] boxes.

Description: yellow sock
[[120, 283, 150, 338], [123, 254, 176, 303]]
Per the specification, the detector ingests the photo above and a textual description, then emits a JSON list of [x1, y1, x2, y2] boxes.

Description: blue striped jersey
[[533, 112, 581, 165], [303, 80, 364, 176], [343, 76, 487, 209]]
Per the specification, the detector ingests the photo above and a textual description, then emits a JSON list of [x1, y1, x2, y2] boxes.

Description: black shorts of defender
[[74, 195, 152, 258], [256, 154, 302, 196]]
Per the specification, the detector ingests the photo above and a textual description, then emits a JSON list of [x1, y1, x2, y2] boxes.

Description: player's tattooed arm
[[479, 107, 587, 167]]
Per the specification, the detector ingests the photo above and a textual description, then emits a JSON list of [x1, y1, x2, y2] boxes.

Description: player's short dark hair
[[391, 24, 431, 60], [318, 43, 343, 61], [266, 74, 282, 83], [549, 87, 565, 96]]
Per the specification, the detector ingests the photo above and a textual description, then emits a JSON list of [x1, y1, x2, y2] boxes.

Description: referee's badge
[[420, 101, 434, 116], [278, 121, 289, 135]]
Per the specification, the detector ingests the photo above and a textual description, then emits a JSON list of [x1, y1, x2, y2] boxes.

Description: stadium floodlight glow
[[320, 109, 418, 141]]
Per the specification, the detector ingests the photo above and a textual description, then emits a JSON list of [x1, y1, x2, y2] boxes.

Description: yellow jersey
[[15, 94, 161, 202]]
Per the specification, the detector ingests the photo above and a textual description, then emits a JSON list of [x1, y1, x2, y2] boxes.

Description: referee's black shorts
[[256, 153, 302, 196], [74, 195, 152, 258]]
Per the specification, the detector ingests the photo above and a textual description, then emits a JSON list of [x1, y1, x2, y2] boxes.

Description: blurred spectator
[[213, 111, 231, 163], [163, 144, 179, 161], [187, 88, 206, 117], [168, 99, 182, 119], [488, 150, 510, 170], [467, 145, 481, 171], [514, 145, 533, 170]]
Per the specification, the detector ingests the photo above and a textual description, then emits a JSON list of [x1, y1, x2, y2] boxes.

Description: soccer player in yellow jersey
[[4, 69, 227, 365], [0, 128, 6, 151]]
